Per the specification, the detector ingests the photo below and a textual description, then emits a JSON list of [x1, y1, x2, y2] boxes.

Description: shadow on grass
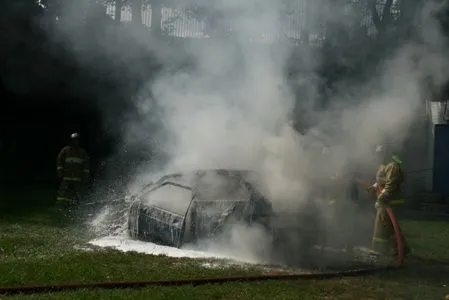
[[0, 185, 56, 214], [0, 184, 69, 226], [0, 210, 58, 227], [398, 210, 449, 222], [0, 184, 104, 227], [371, 253, 449, 289], [385, 261, 449, 285], [407, 255, 449, 267]]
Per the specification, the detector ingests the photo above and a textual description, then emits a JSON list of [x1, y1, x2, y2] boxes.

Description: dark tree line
[[0, 0, 438, 109], [0, 0, 447, 185]]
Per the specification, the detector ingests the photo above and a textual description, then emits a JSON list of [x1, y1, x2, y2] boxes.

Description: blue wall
[[433, 124, 449, 196]]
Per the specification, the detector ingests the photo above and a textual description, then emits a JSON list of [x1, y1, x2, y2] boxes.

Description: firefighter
[[366, 144, 411, 256], [56, 133, 90, 221]]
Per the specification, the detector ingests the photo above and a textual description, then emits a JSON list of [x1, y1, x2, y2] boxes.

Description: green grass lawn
[[0, 188, 448, 300]]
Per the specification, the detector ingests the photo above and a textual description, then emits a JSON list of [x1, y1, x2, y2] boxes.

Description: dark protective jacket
[[56, 146, 90, 181]]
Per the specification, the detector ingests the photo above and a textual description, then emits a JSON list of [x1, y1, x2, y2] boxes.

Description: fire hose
[[0, 185, 405, 296], [355, 179, 405, 267], [0, 266, 396, 296]]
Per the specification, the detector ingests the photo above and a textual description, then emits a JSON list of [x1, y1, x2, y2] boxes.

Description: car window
[[195, 174, 249, 200], [142, 183, 192, 215]]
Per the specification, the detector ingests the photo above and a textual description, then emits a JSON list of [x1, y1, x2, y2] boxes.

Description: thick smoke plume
[[45, 0, 449, 264]]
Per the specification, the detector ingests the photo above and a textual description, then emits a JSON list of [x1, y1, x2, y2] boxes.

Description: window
[[143, 183, 192, 215], [195, 174, 249, 200]]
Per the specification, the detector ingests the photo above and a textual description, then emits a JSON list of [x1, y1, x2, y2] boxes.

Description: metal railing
[[104, 0, 379, 42]]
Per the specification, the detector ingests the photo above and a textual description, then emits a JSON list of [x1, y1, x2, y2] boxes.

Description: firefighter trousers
[[56, 179, 85, 225], [57, 179, 84, 203], [372, 206, 411, 255]]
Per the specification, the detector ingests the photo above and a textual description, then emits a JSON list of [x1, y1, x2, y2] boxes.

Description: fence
[[103, 0, 383, 42]]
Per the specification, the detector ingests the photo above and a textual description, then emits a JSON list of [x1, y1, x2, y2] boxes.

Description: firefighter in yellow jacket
[[56, 133, 90, 210], [367, 144, 411, 256]]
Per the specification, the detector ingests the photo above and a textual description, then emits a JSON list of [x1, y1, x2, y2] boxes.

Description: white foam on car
[[88, 234, 249, 263], [85, 198, 263, 265]]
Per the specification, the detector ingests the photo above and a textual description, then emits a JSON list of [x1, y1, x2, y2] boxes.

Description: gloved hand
[[377, 190, 389, 203], [366, 184, 376, 193], [376, 191, 390, 210]]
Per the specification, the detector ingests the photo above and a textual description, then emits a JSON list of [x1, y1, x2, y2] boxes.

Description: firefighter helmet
[[70, 133, 80, 139], [375, 143, 402, 164], [375, 144, 384, 153]]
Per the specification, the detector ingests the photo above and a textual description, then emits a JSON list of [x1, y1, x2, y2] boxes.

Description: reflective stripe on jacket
[[57, 146, 90, 180]]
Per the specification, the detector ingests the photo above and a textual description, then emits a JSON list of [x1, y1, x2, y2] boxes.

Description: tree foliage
[[0, 0, 439, 102], [0, 0, 447, 183]]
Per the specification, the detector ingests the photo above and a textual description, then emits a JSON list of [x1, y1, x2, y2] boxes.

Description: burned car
[[125, 168, 370, 268], [127, 169, 275, 247]]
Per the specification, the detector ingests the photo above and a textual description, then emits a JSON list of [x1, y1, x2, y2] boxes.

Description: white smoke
[[43, 0, 449, 264], [124, 0, 447, 211]]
